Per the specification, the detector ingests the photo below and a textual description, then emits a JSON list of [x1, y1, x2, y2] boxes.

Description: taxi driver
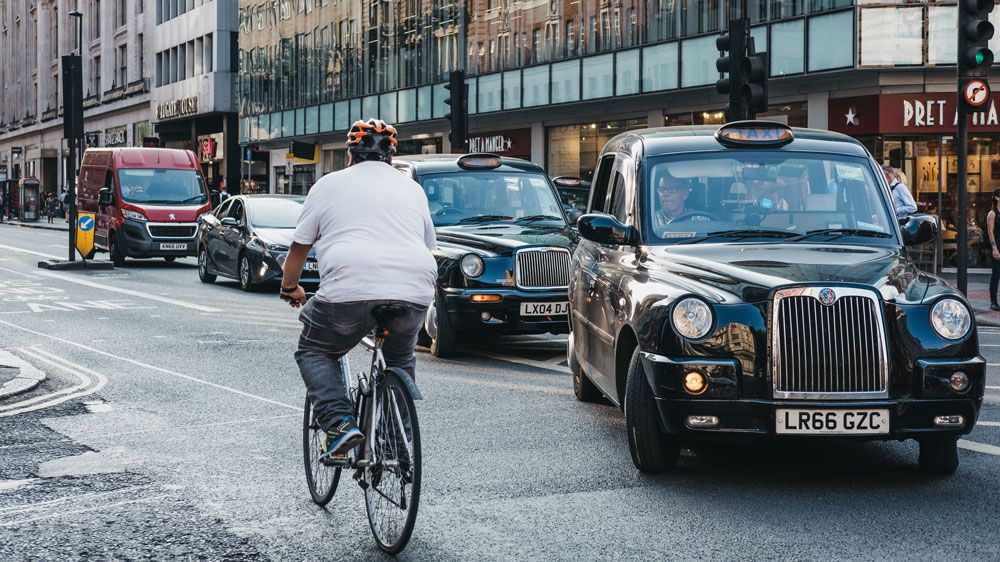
[[653, 175, 709, 230]]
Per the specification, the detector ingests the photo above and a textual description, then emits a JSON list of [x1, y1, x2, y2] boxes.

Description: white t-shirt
[[291, 161, 438, 305]]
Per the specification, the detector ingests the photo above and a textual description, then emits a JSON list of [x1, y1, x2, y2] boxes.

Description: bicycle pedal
[[321, 452, 350, 467]]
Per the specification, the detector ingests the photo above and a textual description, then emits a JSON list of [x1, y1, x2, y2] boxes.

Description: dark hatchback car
[[196, 195, 319, 291], [552, 176, 591, 222], [569, 122, 983, 475], [392, 154, 577, 357]]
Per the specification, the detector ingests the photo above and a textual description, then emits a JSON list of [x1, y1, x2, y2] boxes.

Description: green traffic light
[[976, 50, 985, 65]]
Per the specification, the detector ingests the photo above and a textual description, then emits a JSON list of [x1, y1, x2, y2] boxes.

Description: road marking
[[0, 348, 108, 417], [0, 243, 62, 260], [0, 485, 153, 514], [475, 352, 571, 374], [34, 270, 221, 312], [978, 421, 1000, 427], [0, 319, 301, 412], [0, 493, 173, 527], [427, 372, 573, 395], [987, 385, 1000, 390], [0, 267, 36, 278], [958, 439, 1000, 456]]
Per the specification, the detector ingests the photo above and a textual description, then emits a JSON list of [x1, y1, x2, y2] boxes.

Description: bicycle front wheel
[[303, 395, 341, 506], [364, 369, 421, 554]]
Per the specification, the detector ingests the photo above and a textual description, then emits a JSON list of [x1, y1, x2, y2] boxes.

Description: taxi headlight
[[460, 254, 484, 278], [671, 297, 714, 340], [930, 299, 971, 340]]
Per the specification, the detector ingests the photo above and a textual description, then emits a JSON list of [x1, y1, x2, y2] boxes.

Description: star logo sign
[[504, 138, 513, 151], [845, 107, 859, 126]]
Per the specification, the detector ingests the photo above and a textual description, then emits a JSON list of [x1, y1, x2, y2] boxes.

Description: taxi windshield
[[418, 171, 566, 227], [644, 152, 897, 245], [117, 169, 208, 205]]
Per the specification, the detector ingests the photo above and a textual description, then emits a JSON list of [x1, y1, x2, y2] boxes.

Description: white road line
[[475, 352, 571, 374], [426, 372, 573, 395], [0, 319, 301, 412], [34, 270, 221, 312], [0, 349, 92, 413], [0, 243, 62, 260], [0, 493, 173, 527], [958, 439, 1000, 456], [0, 485, 153, 514], [0, 266, 36, 278], [987, 385, 1000, 390], [0, 348, 108, 417], [978, 421, 1000, 427]]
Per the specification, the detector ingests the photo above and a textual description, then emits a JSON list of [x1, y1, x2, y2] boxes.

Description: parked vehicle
[[196, 195, 319, 291], [77, 147, 212, 265], [569, 121, 983, 475], [392, 154, 577, 357], [551, 176, 591, 223]]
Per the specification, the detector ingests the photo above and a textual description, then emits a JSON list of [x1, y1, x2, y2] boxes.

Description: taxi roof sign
[[715, 121, 794, 147], [457, 153, 503, 170]]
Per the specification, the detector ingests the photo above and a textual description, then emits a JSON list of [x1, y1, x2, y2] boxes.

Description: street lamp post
[[67, 10, 83, 262]]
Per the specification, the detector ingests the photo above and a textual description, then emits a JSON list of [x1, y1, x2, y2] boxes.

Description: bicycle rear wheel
[[303, 395, 341, 506], [364, 369, 421, 554]]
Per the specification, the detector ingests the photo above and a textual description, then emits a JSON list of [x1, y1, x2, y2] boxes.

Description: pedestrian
[[46, 192, 58, 223], [881, 165, 917, 220], [0, 189, 6, 222], [58, 189, 67, 219], [218, 181, 230, 203], [987, 188, 1000, 311]]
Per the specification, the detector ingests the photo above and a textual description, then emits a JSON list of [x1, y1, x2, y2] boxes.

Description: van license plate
[[520, 302, 569, 316], [775, 409, 890, 435], [304, 262, 319, 271], [159, 243, 187, 251]]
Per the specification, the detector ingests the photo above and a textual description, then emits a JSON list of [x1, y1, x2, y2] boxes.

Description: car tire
[[239, 254, 256, 292], [109, 231, 125, 267], [918, 435, 959, 475], [164, 256, 176, 263], [427, 292, 456, 358], [624, 347, 680, 473], [198, 247, 216, 284], [569, 330, 602, 403]]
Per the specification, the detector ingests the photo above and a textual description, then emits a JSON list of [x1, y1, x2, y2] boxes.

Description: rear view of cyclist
[[280, 118, 437, 458]]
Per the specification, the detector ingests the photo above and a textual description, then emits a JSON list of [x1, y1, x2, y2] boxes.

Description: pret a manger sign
[[902, 97, 999, 128]]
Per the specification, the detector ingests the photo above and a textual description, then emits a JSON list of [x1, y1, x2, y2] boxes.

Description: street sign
[[76, 212, 95, 259], [963, 79, 990, 107]]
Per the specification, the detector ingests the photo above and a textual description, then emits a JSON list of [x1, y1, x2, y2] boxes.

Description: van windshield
[[117, 169, 208, 205]]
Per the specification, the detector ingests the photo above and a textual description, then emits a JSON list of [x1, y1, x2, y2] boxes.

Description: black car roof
[[609, 125, 871, 159], [393, 154, 547, 175]]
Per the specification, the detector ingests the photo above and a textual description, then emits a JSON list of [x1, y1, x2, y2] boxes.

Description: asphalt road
[[0, 223, 998, 561]]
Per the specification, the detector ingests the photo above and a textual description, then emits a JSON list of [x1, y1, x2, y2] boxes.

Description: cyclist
[[280, 118, 438, 459]]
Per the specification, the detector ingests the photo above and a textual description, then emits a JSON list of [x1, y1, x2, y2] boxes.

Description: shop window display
[[547, 119, 645, 181]]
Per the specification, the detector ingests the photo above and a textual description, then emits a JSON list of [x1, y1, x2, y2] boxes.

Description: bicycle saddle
[[371, 304, 408, 325]]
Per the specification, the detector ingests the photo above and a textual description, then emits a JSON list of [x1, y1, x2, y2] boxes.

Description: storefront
[[466, 129, 531, 160], [547, 119, 646, 181], [829, 93, 1000, 270]]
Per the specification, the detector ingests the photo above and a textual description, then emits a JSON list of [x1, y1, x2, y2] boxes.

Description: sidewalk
[[938, 272, 1000, 327], [0, 216, 69, 231]]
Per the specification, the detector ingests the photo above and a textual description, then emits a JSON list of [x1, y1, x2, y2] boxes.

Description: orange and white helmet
[[346, 118, 398, 160]]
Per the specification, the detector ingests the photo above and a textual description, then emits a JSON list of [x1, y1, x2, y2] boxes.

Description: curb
[[0, 350, 46, 400], [1, 221, 69, 233], [974, 312, 1000, 328]]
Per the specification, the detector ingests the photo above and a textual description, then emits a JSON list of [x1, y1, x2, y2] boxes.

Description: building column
[[647, 109, 664, 128], [36, 5, 50, 118], [807, 92, 829, 130], [530, 122, 544, 169], [223, 113, 241, 194]]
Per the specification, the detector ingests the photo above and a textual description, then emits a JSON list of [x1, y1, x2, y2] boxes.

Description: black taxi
[[392, 154, 576, 357], [568, 122, 984, 475]]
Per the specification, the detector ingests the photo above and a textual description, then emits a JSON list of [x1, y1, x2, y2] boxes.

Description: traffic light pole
[[957, 111, 969, 295]]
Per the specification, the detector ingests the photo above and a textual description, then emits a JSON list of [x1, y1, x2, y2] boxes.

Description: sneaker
[[322, 416, 365, 459], [991, 303, 1000, 311]]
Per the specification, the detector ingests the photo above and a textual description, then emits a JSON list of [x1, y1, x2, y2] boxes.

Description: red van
[[77, 148, 212, 265]]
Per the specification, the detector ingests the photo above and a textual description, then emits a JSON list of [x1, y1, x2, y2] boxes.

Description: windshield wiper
[[677, 229, 798, 244], [514, 214, 565, 223], [179, 195, 206, 204], [789, 228, 893, 242], [456, 214, 513, 224]]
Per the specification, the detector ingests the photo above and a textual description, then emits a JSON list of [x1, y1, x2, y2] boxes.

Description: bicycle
[[300, 299, 423, 554]]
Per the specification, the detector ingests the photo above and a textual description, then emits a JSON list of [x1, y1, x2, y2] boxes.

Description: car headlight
[[122, 209, 147, 222], [930, 298, 971, 340], [460, 253, 484, 277], [671, 297, 714, 340]]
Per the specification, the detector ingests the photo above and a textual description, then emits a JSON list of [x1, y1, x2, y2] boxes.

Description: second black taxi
[[569, 121, 984, 475], [392, 154, 577, 357]]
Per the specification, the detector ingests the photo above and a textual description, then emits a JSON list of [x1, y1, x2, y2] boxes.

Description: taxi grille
[[772, 289, 888, 398], [148, 224, 197, 238], [514, 248, 571, 289]]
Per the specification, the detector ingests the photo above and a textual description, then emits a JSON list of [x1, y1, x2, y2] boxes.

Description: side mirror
[[577, 213, 638, 246], [201, 213, 222, 228], [98, 187, 114, 207], [220, 217, 239, 227], [901, 214, 938, 246]]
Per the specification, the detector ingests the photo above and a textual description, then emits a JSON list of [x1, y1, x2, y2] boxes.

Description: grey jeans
[[295, 298, 427, 431]]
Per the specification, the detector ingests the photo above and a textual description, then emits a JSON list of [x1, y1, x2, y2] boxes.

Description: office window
[[380, 92, 397, 123], [117, 45, 127, 86], [532, 29, 542, 63], [566, 20, 576, 57], [582, 55, 613, 100], [137, 34, 144, 79], [334, 100, 350, 130], [466, 79, 478, 114], [551, 60, 580, 104], [642, 42, 677, 92], [117, 0, 127, 27], [417, 85, 432, 121], [680, 35, 716, 88], [523, 66, 549, 108], [155, 52, 162, 86], [94, 54, 101, 93], [503, 70, 521, 110], [320, 103, 334, 132], [648, 0, 678, 41], [93, 0, 101, 38], [860, 7, 922, 66], [616, 49, 640, 96], [433, 83, 449, 119], [478, 73, 501, 113], [770, 20, 803, 76], [808, 11, 854, 70], [682, 0, 720, 36], [398, 89, 416, 123], [928, 5, 957, 65]]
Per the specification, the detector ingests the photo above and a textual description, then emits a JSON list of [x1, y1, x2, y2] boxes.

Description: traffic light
[[716, 19, 747, 122], [959, 0, 995, 79], [740, 42, 768, 117], [444, 70, 468, 153]]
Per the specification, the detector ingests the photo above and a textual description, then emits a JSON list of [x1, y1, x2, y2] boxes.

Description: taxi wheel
[[569, 330, 601, 403], [918, 435, 959, 475], [239, 255, 256, 292], [624, 347, 680, 473], [427, 292, 456, 358], [198, 247, 216, 284], [109, 232, 125, 267]]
